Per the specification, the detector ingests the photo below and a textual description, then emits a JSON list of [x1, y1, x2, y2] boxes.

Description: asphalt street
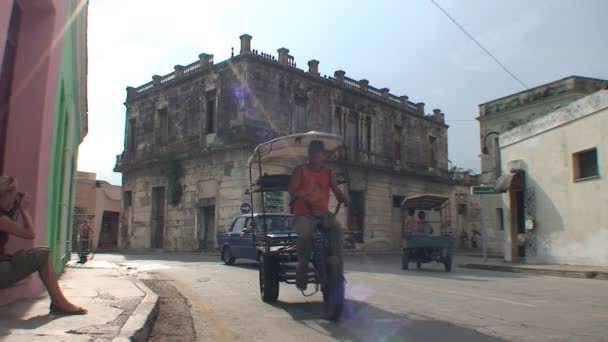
[[97, 253, 608, 342]]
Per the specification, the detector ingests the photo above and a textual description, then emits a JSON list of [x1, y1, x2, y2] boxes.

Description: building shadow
[[229, 261, 259, 271], [270, 299, 507, 342], [91, 252, 220, 264], [0, 299, 63, 339]]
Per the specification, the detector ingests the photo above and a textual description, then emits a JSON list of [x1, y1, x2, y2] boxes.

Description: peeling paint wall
[[500, 91, 608, 265]]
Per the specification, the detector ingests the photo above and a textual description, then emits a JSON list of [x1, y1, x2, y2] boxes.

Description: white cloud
[[79, 0, 243, 184]]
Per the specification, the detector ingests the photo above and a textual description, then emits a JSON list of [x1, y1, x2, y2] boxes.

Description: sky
[[78, 0, 608, 185]]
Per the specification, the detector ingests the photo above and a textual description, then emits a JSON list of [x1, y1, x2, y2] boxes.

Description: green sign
[[264, 191, 285, 210], [471, 186, 501, 195], [265, 198, 284, 205]]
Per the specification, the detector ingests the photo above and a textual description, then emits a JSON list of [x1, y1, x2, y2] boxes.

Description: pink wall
[[0, 0, 16, 69], [0, 0, 67, 305]]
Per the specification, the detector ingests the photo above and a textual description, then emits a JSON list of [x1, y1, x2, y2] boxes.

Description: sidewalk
[[457, 254, 608, 280], [0, 257, 158, 342]]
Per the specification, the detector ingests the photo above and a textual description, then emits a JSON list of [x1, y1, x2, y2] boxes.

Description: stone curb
[[112, 279, 159, 342], [458, 263, 608, 280]]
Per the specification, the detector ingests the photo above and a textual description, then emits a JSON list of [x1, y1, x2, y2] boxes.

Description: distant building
[[476, 76, 607, 256], [73, 172, 121, 251], [498, 88, 608, 265], [0, 0, 88, 305], [114, 34, 475, 252]]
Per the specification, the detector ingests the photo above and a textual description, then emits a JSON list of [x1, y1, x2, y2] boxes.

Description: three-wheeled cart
[[247, 131, 348, 321], [400, 194, 455, 272]]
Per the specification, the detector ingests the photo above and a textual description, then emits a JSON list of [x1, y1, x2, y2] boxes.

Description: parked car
[[217, 213, 295, 265]]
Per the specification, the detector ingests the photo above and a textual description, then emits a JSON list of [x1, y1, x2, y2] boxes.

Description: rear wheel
[[401, 249, 409, 270], [259, 254, 279, 302], [222, 246, 235, 265], [323, 257, 345, 321]]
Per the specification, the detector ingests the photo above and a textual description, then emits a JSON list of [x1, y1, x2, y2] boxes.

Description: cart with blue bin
[[401, 194, 455, 272]]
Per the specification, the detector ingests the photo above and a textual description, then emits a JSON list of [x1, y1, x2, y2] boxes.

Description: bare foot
[[50, 302, 87, 314]]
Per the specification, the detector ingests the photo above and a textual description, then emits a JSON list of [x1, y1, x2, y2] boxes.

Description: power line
[[429, 0, 529, 90]]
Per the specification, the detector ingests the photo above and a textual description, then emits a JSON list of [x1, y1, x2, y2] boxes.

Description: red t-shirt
[[292, 166, 331, 215]]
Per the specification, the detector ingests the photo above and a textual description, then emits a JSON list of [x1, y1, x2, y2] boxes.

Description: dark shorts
[[0, 247, 49, 289]]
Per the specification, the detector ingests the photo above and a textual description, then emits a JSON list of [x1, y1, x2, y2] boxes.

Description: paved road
[[98, 253, 608, 342]]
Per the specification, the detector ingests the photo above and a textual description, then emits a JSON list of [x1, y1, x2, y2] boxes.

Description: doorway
[[509, 190, 526, 260], [0, 4, 21, 172], [198, 205, 215, 251], [98, 211, 119, 249], [349, 191, 365, 243], [151, 187, 166, 249]]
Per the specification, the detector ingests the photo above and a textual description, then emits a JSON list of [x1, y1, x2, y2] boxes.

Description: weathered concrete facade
[[476, 76, 607, 256], [499, 89, 608, 265], [115, 34, 469, 252]]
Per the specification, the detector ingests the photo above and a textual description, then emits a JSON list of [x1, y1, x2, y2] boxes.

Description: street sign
[[264, 192, 284, 204], [240, 202, 252, 214], [265, 198, 283, 205], [264, 204, 284, 213], [263, 191, 285, 213], [471, 185, 501, 196]]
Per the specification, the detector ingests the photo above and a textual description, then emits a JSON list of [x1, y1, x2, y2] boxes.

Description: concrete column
[[359, 79, 369, 92], [174, 65, 185, 77], [308, 60, 319, 75], [416, 102, 425, 115], [433, 109, 445, 123], [152, 75, 161, 87], [380, 88, 390, 98], [126, 86, 136, 99], [334, 70, 345, 86], [278, 48, 289, 65], [199, 53, 213, 67], [239, 34, 252, 54]]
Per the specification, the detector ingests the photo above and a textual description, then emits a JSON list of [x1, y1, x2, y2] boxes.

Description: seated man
[[0, 176, 86, 315], [415, 211, 434, 235], [405, 208, 418, 234]]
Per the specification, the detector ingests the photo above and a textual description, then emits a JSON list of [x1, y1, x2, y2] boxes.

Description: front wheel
[[444, 254, 453, 272], [401, 249, 409, 270], [222, 246, 235, 265], [259, 254, 279, 302]]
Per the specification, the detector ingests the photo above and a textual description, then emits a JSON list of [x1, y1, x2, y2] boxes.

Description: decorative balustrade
[[128, 48, 437, 123], [253, 49, 275, 61], [343, 77, 360, 89], [367, 87, 383, 97], [160, 74, 175, 84], [136, 82, 154, 93], [183, 61, 200, 74], [389, 95, 402, 104]]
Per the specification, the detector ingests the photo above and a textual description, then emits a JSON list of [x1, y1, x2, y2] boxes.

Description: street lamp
[[482, 131, 500, 154]]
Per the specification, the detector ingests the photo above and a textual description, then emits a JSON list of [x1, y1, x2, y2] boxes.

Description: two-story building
[[477, 76, 607, 257], [114, 34, 470, 252]]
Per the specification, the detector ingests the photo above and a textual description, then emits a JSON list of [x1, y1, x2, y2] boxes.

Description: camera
[[13, 192, 25, 209]]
